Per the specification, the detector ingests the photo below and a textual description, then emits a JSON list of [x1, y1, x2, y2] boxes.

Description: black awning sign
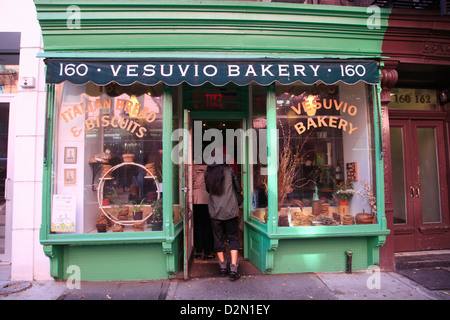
[[46, 59, 379, 86]]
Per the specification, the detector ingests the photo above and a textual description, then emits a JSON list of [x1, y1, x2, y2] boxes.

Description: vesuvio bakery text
[[46, 60, 379, 85]]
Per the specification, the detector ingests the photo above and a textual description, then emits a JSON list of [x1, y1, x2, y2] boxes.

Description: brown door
[[390, 119, 449, 252]]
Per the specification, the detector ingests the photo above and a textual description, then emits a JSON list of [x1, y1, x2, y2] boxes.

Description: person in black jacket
[[204, 149, 242, 281]]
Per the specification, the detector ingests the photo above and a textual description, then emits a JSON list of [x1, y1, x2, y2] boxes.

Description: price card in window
[[51, 195, 76, 233], [346, 162, 358, 182]]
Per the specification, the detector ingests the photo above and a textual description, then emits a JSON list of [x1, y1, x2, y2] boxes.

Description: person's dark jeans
[[211, 217, 240, 252]]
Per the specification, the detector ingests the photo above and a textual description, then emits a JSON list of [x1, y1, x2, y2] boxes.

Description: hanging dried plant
[[263, 121, 314, 210]]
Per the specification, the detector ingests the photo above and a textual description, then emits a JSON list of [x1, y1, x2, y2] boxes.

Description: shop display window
[[249, 85, 269, 224], [275, 82, 377, 227], [51, 81, 163, 233]]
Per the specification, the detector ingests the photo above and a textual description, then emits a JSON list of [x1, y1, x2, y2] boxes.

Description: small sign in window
[[389, 88, 439, 111]]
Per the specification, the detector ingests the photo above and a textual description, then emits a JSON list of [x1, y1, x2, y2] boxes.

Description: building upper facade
[[34, 0, 389, 59]]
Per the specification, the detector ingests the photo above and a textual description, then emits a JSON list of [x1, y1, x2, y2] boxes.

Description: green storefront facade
[[35, 0, 391, 281]]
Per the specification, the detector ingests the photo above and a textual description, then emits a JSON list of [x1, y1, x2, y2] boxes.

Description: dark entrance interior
[[187, 119, 261, 278]]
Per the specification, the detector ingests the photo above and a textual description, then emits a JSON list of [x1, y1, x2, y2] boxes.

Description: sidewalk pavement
[[1, 268, 449, 301]]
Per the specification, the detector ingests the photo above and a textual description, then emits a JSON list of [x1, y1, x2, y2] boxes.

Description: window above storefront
[[0, 32, 20, 94]]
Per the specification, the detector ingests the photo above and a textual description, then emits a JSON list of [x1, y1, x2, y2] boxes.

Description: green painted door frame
[[184, 84, 250, 263]]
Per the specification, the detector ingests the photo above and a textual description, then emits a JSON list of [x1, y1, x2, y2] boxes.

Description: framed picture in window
[[64, 169, 77, 185], [64, 147, 77, 164]]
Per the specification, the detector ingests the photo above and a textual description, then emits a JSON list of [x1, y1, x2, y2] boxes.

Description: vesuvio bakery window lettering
[[45, 60, 379, 86], [51, 81, 163, 234], [274, 82, 377, 228], [289, 96, 360, 136]]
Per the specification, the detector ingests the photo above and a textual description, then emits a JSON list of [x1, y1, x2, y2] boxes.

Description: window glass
[[275, 82, 376, 227], [172, 87, 182, 225], [0, 32, 20, 94], [389, 126, 407, 224], [51, 81, 163, 233], [249, 84, 268, 224], [0, 65, 19, 93]]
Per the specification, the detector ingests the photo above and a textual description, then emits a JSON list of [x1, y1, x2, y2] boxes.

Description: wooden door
[[390, 119, 449, 251]]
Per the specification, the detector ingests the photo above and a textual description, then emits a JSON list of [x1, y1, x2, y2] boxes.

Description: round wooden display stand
[[97, 162, 160, 226]]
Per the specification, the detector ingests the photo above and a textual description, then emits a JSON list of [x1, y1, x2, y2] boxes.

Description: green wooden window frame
[[40, 83, 179, 246], [246, 83, 389, 239]]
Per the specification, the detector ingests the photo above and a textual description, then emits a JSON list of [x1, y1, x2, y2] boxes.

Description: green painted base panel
[[248, 228, 378, 274], [272, 238, 368, 274], [63, 244, 170, 281]]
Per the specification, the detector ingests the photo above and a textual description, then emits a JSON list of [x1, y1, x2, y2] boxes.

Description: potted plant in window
[[354, 180, 377, 224], [102, 184, 116, 206], [150, 198, 163, 231], [336, 180, 377, 224], [122, 144, 135, 163], [96, 215, 109, 233], [335, 181, 353, 223], [132, 198, 146, 220], [122, 153, 135, 163], [336, 181, 354, 205]]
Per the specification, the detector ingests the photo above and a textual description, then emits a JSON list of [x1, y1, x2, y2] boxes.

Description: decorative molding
[[382, 10, 450, 65], [264, 238, 279, 274], [380, 60, 399, 103], [423, 42, 450, 57], [35, 0, 389, 58], [43, 245, 64, 280], [380, 60, 398, 210]]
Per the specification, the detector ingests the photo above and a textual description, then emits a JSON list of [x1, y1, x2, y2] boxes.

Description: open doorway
[[187, 118, 260, 278]]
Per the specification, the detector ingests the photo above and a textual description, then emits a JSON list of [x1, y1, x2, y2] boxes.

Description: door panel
[[0, 102, 11, 262], [415, 126, 441, 223], [390, 119, 449, 251], [390, 126, 409, 225], [183, 109, 194, 280]]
